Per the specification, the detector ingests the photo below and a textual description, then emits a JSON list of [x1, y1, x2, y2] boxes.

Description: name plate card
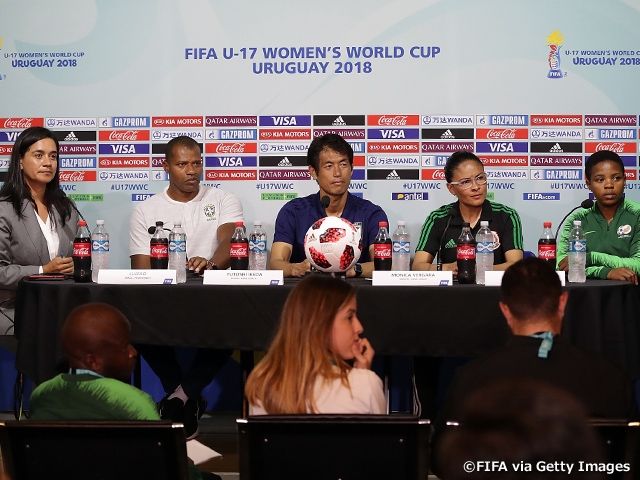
[[98, 269, 177, 285], [484, 270, 565, 286], [203, 270, 284, 285], [372, 271, 453, 286]]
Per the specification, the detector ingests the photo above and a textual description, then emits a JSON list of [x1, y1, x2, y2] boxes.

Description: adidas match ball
[[304, 217, 362, 273]]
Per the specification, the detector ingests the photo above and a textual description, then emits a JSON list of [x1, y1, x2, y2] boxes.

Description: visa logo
[[0, 131, 20, 142], [205, 156, 258, 167], [259, 116, 312, 126], [476, 142, 529, 153], [98, 143, 151, 155]]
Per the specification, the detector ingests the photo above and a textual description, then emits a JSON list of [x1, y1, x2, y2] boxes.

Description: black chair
[[0, 420, 189, 480], [237, 414, 430, 480], [589, 420, 640, 480]]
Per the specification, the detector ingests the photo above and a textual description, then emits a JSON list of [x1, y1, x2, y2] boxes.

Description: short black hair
[[165, 136, 201, 163], [444, 151, 483, 183], [306, 134, 353, 172], [585, 150, 625, 181], [500, 257, 561, 321]]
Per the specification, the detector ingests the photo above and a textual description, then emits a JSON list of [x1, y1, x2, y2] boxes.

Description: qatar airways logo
[[3, 118, 42, 129], [487, 129, 517, 139]]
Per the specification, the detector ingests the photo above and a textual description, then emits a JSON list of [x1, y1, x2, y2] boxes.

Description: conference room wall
[[1, 1, 639, 268]]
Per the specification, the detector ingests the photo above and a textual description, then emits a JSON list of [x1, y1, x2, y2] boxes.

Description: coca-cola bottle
[[230, 221, 249, 270], [72, 220, 92, 283], [150, 221, 169, 269], [538, 221, 557, 270], [457, 222, 476, 284], [373, 221, 392, 271]]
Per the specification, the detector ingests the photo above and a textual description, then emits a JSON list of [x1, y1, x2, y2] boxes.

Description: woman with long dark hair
[[0, 127, 78, 293], [245, 274, 385, 414]]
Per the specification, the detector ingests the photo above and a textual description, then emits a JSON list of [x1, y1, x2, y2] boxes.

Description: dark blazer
[[0, 198, 78, 291]]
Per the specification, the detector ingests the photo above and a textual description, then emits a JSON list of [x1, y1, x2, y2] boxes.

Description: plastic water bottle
[[150, 221, 169, 269], [73, 220, 92, 283], [538, 222, 556, 270], [230, 222, 249, 270], [392, 221, 411, 271], [249, 221, 268, 270], [91, 220, 109, 283], [168, 221, 187, 283], [457, 222, 476, 284], [475, 221, 494, 285], [568, 220, 586, 283]]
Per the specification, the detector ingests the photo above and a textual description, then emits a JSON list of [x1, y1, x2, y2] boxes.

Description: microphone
[[554, 199, 594, 239], [320, 195, 330, 212], [54, 188, 86, 223], [147, 225, 172, 235], [437, 206, 455, 271]]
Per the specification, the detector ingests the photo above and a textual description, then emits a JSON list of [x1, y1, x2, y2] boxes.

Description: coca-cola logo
[[230, 245, 248, 257], [4, 118, 35, 129], [150, 246, 168, 257], [109, 130, 138, 141], [374, 245, 392, 258], [487, 128, 517, 139], [596, 142, 625, 153], [378, 115, 408, 126], [216, 143, 246, 154], [457, 246, 476, 259], [537, 247, 556, 259], [59, 171, 86, 182], [73, 244, 91, 257]]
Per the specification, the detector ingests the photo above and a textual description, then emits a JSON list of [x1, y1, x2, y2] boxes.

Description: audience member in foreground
[[436, 380, 606, 480], [29, 303, 216, 480], [245, 274, 386, 414], [437, 257, 634, 425]]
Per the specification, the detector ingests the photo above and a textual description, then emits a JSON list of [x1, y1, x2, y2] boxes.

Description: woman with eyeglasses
[[412, 151, 523, 274]]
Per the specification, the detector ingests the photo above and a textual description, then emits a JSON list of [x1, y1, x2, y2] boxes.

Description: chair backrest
[[0, 420, 189, 480], [589, 419, 640, 480], [237, 414, 430, 480]]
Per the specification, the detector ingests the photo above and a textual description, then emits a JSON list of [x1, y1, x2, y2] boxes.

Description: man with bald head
[[29, 303, 156, 420]]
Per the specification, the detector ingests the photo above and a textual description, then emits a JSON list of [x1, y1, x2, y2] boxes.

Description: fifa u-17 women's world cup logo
[[546, 30, 564, 78]]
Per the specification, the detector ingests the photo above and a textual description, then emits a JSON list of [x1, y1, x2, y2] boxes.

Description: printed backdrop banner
[[1, 0, 640, 267]]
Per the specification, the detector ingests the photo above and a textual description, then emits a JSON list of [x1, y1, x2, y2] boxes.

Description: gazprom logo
[[530, 169, 582, 180]]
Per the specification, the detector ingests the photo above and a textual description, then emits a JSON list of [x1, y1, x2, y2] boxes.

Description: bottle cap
[[155, 221, 163, 226], [78, 220, 87, 226], [174, 220, 182, 227], [235, 221, 244, 227], [397, 220, 406, 227], [254, 220, 262, 226], [96, 220, 104, 225], [543, 222, 552, 228], [480, 220, 489, 227], [461, 222, 470, 228], [573, 220, 581, 226], [379, 221, 388, 227]]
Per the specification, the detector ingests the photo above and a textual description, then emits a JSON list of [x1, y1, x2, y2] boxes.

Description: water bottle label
[[169, 240, 186, 253], [91, 240, 109, 252], [392, 241, 410, 253], [249, 240, 267, 253], [476, 241, 493, 253], [569, 240, 586, 253]]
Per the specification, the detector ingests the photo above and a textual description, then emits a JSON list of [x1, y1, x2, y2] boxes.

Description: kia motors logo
[[487, 128, 517, 139], [378, 115, 408, 126], [216, 143, 246, 154], [596, 142, 625, 153], [4, 118, 35, 128], [108, 130, 139, 141]]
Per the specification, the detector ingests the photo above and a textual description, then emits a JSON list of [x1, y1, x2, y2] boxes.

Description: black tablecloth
[[14, 277, 640, 384]]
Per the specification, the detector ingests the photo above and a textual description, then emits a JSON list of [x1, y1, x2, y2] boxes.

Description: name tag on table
[[484, 270, 565, 286], [203, 269, 284, 285], [372, 271, 453, 286], [98, 269, 177, 285]]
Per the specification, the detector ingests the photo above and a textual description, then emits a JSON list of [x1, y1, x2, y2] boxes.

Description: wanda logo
[[109, 130, 138, 141], [217, 143, 246, 154], [59, 171, 86, 182], [596, 142, 625, 153], [4, 118, 35, 128], [487, 129, 516, 139], [378, 116, 407, 126]]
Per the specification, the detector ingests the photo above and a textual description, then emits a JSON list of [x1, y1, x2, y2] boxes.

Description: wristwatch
[[354, 263, 363, 277]]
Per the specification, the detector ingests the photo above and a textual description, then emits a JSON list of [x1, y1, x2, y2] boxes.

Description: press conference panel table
[[14, 277, 640, 385]]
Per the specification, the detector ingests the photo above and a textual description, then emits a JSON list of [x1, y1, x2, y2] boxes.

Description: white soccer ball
[[304, 217, 362, 273]]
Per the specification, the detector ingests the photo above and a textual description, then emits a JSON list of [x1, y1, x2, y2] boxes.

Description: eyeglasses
[[449, 173, 488, 190]]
